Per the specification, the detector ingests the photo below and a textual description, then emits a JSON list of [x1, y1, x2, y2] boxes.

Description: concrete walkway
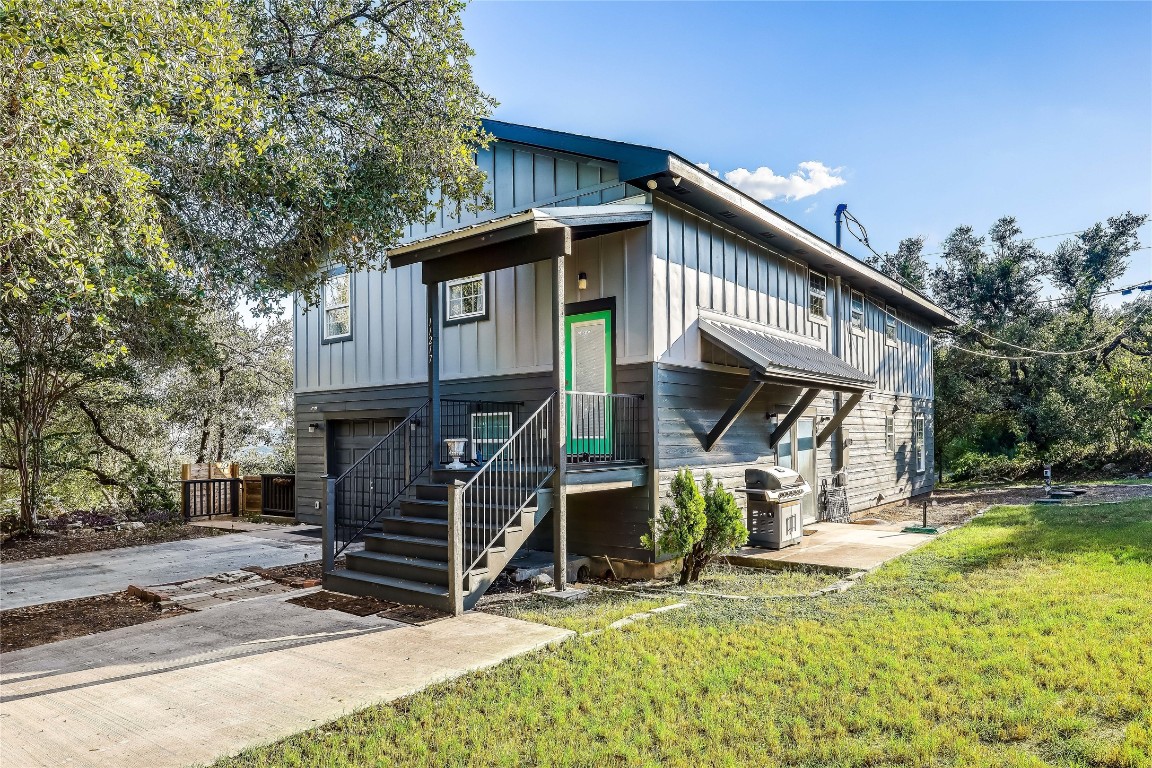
[[0, 590, 571, 768], [726, 521, 937, 573], [0, 525, 322, 610]]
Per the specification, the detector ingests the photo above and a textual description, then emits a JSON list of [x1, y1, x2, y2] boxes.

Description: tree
[[867, 236, 929, 290], [1050, 213, 1147, 318], [644, 469, 748, 586], [153, 0, 496, 307], [2, 0, 492, 526]]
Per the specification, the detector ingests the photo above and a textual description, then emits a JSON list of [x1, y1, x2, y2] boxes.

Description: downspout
[[832, 275, 846, 474]]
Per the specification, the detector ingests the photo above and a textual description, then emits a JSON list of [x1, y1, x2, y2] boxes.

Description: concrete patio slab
[[0, 526, 322, 610], [726, 521, 937, 573], [0, 590, 571, 768]]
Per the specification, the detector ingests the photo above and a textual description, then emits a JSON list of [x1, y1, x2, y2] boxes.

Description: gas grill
[[737, 466, 812, 549]]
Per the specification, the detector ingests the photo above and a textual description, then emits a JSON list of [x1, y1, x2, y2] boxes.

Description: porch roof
[[699, 314, 875, 393], [388, 204, 651, 275]]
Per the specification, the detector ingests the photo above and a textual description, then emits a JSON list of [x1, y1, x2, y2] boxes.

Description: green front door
[[565, 309, 613, 458]]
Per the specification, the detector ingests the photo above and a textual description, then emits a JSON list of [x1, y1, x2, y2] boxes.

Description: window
[[471, 411, 511, 461], [914, 414, 926, 472], [776, 425, 793, 469], [322, 270, 351, 341], [445, 274, 487, 323], [850, 290, 865, 333], [808, 271, 827, 319], [885, 415, 895, 453], [884, 305, 898, 344]]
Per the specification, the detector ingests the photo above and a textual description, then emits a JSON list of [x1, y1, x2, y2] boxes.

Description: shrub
[[644, 469, 749, 586]]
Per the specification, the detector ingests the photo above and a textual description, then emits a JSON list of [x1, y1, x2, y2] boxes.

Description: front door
[[565, 309, 614, 458]]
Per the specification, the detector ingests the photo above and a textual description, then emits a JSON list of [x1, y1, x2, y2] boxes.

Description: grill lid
[[745, 466, 804, 491]]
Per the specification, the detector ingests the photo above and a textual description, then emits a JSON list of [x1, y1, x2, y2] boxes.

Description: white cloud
[[722, 161, 846, 202], [695, 161, 720, 177]]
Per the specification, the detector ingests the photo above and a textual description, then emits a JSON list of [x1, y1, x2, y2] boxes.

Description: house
[[292, 120, 956, 614]]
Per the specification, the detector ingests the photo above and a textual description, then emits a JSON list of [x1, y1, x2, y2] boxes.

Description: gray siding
[[404, 141, 629, 243], [650, 197, 933, 398], [295, 227, 652, 393], [295, 364, 655, 561]]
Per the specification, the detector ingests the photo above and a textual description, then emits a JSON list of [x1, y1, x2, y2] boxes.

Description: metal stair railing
[[324, 401, 431, 569], [447, 393, 557, 607]]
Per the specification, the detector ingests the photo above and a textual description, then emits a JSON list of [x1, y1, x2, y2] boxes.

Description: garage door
[[328, 418, 399, 477]]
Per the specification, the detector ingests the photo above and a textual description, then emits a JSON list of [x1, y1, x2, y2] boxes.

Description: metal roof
[[699, 316, 875, 391], [482, 120, 957, 328]]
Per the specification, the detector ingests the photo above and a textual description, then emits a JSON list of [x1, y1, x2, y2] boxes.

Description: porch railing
[[566, 391, 645, 465], [439, 398, 523, 465], [327, 401, 431, 565], [260, 473, 296, 516], [182, 478, 240, 520], [452, 393, 557, 580]]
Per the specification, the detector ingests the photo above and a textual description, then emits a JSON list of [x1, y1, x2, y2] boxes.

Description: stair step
[[323, 570, 451, 612], [415, 483, 544, 501], [400, 498, 539, 520]]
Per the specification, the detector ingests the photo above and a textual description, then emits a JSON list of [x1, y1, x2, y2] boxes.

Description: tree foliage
[[868, 212, 1152, 480], [1, 0, 491, 528]]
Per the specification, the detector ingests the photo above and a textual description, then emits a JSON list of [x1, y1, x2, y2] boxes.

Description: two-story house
[[292, 120, 956, 614]]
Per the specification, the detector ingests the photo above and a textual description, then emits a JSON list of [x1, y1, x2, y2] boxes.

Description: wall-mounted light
[[577, 272, 588, 290], [646, 179, 659, 190], [307, 423, 320, 433]]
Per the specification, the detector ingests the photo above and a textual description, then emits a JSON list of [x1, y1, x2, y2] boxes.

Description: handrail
[[330, 401, 431, 560], [457, 393, 557, 574], [565, 391, 645, 465]]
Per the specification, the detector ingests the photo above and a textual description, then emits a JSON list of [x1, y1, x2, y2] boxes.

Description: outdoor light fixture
[[646, 179, 658, 190], [307, 423, 319, 433], [578, 272, 588, 290]]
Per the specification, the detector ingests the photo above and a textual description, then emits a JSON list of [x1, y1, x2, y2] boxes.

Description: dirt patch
[[287, 590, 449, 625], [0, 591, 189, 653], [0, 524, 233, 563], [857, 481, 1152, 528]]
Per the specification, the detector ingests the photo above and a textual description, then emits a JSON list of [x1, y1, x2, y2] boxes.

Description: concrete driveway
[[0, 589, 571, 768], [0, 524, 322, 610]]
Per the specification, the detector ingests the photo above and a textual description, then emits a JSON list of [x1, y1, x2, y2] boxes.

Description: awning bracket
[[816, 392, 863, 448], [768, 388, 821, 449], [703, 374, 764, 452]]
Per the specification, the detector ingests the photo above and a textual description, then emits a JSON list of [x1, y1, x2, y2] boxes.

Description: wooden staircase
[[324, 467, 554, 612]]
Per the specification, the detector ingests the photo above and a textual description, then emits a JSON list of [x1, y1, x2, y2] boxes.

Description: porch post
[[427, 281, 441, 467], [551, 230, 571, 590]]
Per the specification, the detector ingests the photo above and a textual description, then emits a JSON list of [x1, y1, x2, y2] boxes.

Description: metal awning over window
[[699, 316, 874, 392], [698, 314, 873, 451]]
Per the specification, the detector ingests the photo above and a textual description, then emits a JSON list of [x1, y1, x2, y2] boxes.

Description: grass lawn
[[213, 500, 1152, 768]]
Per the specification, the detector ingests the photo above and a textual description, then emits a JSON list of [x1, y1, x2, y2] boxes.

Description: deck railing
[[566, 391, 645, 465], [326, 402, 431, 565], [451, 394, 557, 582], [182, 478, 240, 520], [439, 398, 523, 465], [260, 473, 296, 516]]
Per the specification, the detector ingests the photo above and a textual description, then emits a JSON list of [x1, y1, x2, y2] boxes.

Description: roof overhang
[[699, 313, 875, 393], [388, 205, 651, 284], [480, 120, 956, 328]]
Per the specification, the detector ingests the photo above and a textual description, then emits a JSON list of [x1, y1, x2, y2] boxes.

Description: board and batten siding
[[650, 196, 932, 398], [295, 217, 652, 394], [404, 141, 632, 243]]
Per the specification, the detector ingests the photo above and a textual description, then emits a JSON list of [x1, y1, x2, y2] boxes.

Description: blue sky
[[463, 1, 1152, 302]]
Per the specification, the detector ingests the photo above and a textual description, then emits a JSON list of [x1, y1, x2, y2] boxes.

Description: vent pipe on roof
[[834, 203, 848, 249]]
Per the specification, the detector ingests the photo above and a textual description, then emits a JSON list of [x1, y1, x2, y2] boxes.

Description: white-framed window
[[470, 411, 512, 461], [885, 415, 895, 453], [322, 270, 352, 341], [808, 270, 827, 319], [850, 290, 865, 333], [914, 414, 926, 472], [446, 274, 487, 323], [884, 305, 898, 344]]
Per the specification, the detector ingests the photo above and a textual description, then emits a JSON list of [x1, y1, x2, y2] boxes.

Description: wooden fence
[[180, 464, 295, 520]]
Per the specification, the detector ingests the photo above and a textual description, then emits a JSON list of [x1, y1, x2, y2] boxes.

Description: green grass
[[213, 500, 1152, 768]]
